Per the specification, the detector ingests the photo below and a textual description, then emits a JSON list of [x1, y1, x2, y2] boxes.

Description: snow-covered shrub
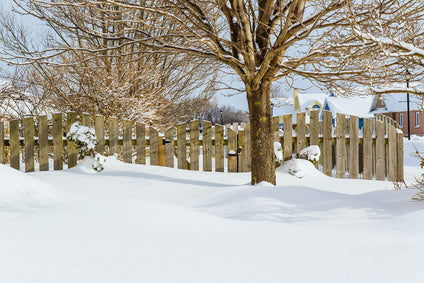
[[297, 145, 320, 166], [67, 122, 106, 171], [274, 142, 283, 165]]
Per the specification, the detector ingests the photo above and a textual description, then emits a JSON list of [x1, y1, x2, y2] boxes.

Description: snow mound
[[68, 155, 125, 174], [0, 164, 68, 213], [278, 159, 317, 178]]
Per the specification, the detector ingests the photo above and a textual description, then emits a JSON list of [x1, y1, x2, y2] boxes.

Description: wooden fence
[[0, 110, 403, 181]]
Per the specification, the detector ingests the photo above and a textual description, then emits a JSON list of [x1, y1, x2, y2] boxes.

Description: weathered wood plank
[[136, 122, 146, 164], [238, 129, 245, 172], [10, 120, 20, 170], [53, 113, 63, 170], [323, 111, 332, 176], [109, 117, 118, 156], [165, 127, 174, 168], [309, 110, 319, 146], [232, 122, 238, 133], [349, 116, 359, 179], [67, 112, 78, 168], [375, 120, 385, 181], [397, 131, 404, 182], [296, 112, 306, 153], [336, 113, 346, 178], [363, 118, 373, 180], [215, 124, 224, 172], [227, 128, 237, 172], [150, 127, 159, 166], [24, 117, 35, 172], [272, 116, 280, 143], [202, 121, 212, 172], [190, 120, 200, 171], [388, 124, 397, 182], [81, 113, 91, 127], [283, 114, 292, 161], [177, 123, 187, 169], [123, 120, 132, 163], [158, 133, 166, 166], [244, 124, 251, 172], [38, 116, 49, 171], [95, 115, 105, 154], [0, 122, 3, 164]]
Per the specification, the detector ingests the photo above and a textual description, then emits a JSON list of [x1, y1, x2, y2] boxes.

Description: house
[[272, 89, 424, 135]]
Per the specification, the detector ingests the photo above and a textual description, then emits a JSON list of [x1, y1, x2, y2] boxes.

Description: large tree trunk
[[247, 81, 276, 185]]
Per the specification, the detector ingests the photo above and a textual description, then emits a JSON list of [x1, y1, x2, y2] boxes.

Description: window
[[399, 113, 403, 127], [312, 104, 321, 110], [416, 112, 420, 128]]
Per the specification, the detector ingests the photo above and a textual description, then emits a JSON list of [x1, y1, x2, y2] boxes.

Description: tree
[[3, 0, 422, 184]]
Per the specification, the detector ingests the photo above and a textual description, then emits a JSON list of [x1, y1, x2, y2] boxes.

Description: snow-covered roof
[[378, 93, 423, 113], [324, 95, 375, 118], [297, 93, 327, 111]]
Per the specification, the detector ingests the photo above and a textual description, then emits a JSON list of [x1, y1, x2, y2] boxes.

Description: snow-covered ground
[[1, 138, 424, 282]]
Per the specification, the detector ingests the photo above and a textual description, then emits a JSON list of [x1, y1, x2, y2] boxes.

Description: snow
[[0, 138, 424, 282]]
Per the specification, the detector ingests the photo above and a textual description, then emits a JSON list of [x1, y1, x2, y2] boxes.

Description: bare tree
[[2, 0, 422, 184], [0, 1, 218, 127]]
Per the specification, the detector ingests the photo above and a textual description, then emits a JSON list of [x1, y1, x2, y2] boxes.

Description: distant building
[[272, 90, 424, 135]]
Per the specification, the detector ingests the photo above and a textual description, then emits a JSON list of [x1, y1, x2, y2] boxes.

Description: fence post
[[375, 119, 385, 181], [190, 120, 200, 171], [323, 111, 332, 176], [363, 118, 373, 180], [136, 122, 146, 164], [67, 112, 78, 168], [309, 110, 319, 168], [388, 124, 397, 182], [165, 127, 174, 168], [53, 113, 63, 170], [123, 120, 132, 163], [150, 127, 159, 166], [177, 123, 187, 169], [109, 117, 118, 156], [215, 124, 224, 172], [95, 115, 105, 154], [202, 121, 212, 171], [283, 114, 292, 161], [38, 116, 49, 171], [336, 113, 346, 178], [24, 117, 35, 173], [227, 128, 237, 172]]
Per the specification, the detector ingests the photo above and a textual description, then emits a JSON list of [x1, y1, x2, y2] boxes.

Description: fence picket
[[123, 120, 132, 163], [388, 124, 397, 182], [38, 116, 49, 171], [67, 112, 78, 168], [349, 116, 359, 179], [397, 131, 404, 182], [136, 122, 146, 164], [272, 116, 280, 143], [109, 117, 118, 156], [177, 123, 187, 170], [53, 113, 63, 170], [363, 118, 373, 180], [323, 111, 332, 176], [375, 120, 385, 180], [336, 113, 346, 178], [165, 127, 174, 168], [10, 120, 19, 170], [24, 117, 35, 173], [150, 127, 159, 166], [95, 115, 105, 154], [81, 113, 90, 127], [190, 120, 200, 171], [215, 124, 224, 172], [227, 128, 237, 172], [283, 114, 292, 161], [0, 121, 3, 164], [310, 110, 319, 168], [202, 121, 212, 172], [296, 112, 306, 153], [244, 124, 251, 172], [238, 129, 245, 172]]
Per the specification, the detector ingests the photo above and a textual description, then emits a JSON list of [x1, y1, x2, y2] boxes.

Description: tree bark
[[247, 81, 276, 185]]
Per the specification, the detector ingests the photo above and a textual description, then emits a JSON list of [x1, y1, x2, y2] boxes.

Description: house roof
[[297, 93, 327, 111], [324, 95, 375, 118], [375, 93, 423, 113]]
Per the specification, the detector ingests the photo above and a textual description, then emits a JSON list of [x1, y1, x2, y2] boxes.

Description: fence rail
[[0, 110, 403, 181]]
